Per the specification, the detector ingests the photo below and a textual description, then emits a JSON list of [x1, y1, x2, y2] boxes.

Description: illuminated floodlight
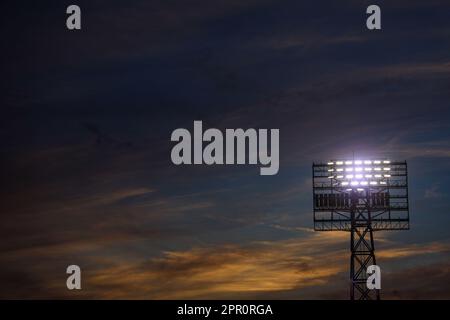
[[316, 159, 395, 192], [312, 159, 410, 300], [317, 159, 395, 190]]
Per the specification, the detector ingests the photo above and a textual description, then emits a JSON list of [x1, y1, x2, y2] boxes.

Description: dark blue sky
[[1, 0, 450, 298]]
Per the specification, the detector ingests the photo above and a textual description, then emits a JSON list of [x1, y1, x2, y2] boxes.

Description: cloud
[[259, 32, 367, 51], [3, 227, 448, 299], [424, 185, 443, 199], [70, 233, 349, 299], [383, 262, 450, 299], [79, 236, 450, 299], [377, 242, 450, 259]]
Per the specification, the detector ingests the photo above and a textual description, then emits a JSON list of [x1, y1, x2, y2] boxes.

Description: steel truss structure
[[312, 160, 409, 300]]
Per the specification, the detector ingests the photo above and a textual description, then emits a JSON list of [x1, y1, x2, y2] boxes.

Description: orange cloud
[[378, 242, 450, 259], [73, 233, 349, 299]]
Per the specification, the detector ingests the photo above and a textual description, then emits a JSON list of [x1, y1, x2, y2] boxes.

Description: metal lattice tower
[[312, 159, 409, 300]]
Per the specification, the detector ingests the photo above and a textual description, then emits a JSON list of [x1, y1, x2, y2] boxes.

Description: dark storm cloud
[[1, 0, 450, 298]]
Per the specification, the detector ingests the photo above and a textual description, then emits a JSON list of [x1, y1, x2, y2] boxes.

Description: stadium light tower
[[312, 159, 409, 300]]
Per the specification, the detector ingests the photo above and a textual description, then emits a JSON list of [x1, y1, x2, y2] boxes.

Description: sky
[[1, 0, 450, 299]]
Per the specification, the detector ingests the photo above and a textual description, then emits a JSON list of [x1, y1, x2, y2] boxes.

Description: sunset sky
[[1, 0, 450, 299]]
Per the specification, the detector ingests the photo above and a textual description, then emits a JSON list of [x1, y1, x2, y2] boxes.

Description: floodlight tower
[[312, 159, 409, 300]]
